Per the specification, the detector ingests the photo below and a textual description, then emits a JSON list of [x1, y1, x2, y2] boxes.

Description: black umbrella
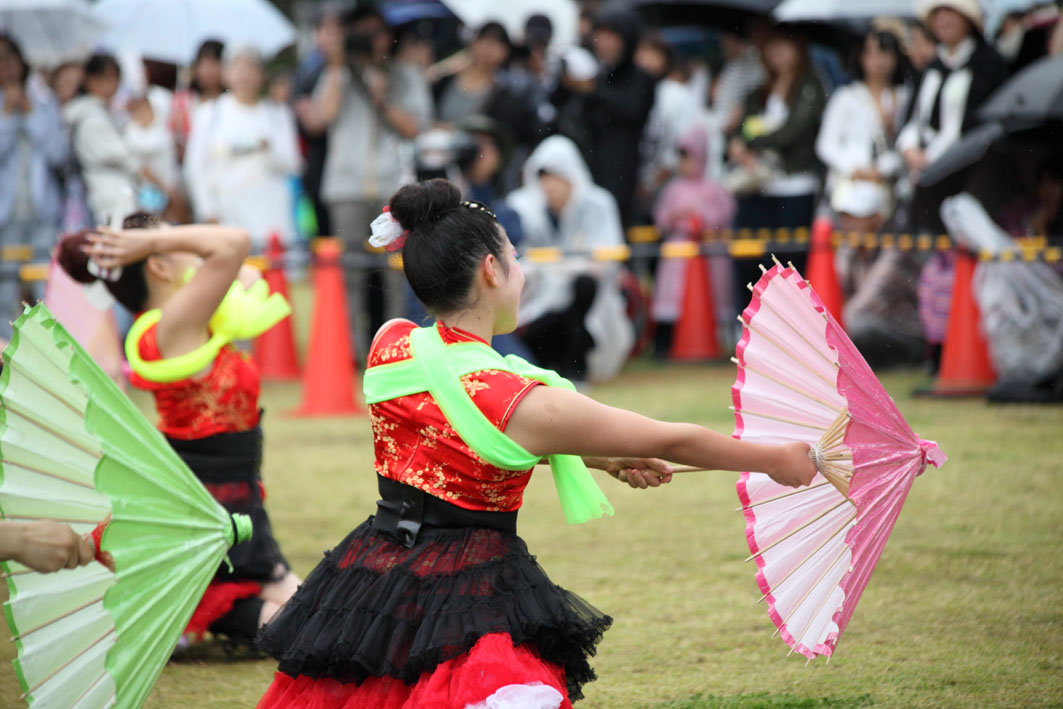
[[630, 0, 782, 33], [914, 121, 1062, 231], [978, 55, 1063, 124], [917, 122, 1007, 188], [919, 56, 1063, 189]]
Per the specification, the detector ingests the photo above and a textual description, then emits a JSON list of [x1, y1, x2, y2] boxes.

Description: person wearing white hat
[[895, 0, 1007, 229]]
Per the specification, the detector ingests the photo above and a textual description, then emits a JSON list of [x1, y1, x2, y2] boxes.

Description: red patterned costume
[[257, 320, 611, 708], [130, 322, 290, 642]]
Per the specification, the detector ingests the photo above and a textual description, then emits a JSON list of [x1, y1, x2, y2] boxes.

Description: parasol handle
[[84, 515, 116, 573], [229, 513, 254, 545], [808, 445, 825, 473]]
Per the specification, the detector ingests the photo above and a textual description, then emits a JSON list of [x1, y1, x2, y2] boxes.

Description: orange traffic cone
[[927, 250, 996, 396], [671, 216, 722, 361], [253, 234, 301, 380], [805, 216, 844, 325], [291, 239, 363, 416]]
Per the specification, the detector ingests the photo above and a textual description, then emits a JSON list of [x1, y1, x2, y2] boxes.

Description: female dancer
[[255, 179, 816, 708], [58, 213, 300, 648]]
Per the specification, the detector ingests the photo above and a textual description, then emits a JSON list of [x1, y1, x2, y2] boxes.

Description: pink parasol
[[732, 259, 946, 660], [43, 258, 125, 387]]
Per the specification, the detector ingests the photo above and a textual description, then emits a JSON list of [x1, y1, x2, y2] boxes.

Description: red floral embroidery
[[367, 321, 541, 512], [129, 323, 260, 439]]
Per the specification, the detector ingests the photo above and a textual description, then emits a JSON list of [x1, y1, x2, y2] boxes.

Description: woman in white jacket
[[507, 135, 635, 383], [62, 54, 138, 225], [183, 46, 300, 249]]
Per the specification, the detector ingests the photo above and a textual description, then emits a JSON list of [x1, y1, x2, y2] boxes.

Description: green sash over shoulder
[[363, 325, 613, 524]]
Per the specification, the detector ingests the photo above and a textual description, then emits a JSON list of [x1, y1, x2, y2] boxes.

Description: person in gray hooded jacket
[[507, 135, 635, 383]]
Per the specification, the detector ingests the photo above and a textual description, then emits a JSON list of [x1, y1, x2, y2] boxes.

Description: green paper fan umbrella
[[0, 304, 252, 708]]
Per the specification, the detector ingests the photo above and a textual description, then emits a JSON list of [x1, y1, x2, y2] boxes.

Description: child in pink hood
[[652, 123, 736, 357]]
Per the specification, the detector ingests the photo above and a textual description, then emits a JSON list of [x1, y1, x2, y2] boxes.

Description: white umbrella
[[440, 0, 579, 47], [774, 0, 919, 21], [0, 0, 108, 68], [94, 0, 296, 66]]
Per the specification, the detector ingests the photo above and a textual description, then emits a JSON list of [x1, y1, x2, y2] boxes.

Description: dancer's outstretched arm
[[508, 387, 816, 489]]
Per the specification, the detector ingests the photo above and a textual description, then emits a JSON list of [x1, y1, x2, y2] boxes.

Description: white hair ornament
[[368, 207, 408, 252]]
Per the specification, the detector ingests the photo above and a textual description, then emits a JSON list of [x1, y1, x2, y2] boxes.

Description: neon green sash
[[363, 325, 613, 524], [126, 279, 291, 383]]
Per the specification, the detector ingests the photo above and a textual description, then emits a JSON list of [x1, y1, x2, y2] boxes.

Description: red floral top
[[368, 320, 542, 512], [129, 322, 261, 440]]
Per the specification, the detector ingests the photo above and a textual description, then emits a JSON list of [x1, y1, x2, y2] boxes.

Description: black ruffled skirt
[[256, 475, 612, 701], [168, 425, 289, 583]]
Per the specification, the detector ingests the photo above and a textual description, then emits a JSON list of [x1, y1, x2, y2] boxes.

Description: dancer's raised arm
[[81, 220, 250, 358]]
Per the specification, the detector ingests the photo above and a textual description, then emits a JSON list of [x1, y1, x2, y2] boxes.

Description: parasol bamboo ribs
[[758, 511, 857, 605], [735, 481, 834, 511], [747, 497, 855, 562], [772, 542, 850, 641], [736, 315, 837, 389], [746, 279, 839, 369], [729, 358, 844, 413]]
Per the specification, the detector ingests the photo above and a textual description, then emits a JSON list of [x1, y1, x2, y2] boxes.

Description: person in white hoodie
[[507, 135, 635, 383], [62, 54, 138, 226]]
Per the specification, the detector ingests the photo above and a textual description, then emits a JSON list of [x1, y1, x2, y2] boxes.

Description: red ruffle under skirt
[[185, 580, 261, 638], [257, 633, 572, 709]]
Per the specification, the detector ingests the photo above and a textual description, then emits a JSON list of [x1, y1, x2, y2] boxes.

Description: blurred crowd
[[2, 0, 1063, 383]]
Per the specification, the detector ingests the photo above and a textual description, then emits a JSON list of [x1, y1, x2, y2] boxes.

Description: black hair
[[390, 179, 506, 314], [1037, 154, 1063, 183], [851, 30, 912, 87], [190, 39, 224, 95], [639, 34, 676, 77], [477, 21, 512, 50], [0, 34, 29, 86], [56, 212, 159, 313], [525, 14, 553, 48], [81, 53, 120, 96], [344, 5, 386, 28], [84, 53, 120, 79]]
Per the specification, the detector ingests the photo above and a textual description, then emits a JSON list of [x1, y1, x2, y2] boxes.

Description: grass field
[[2, 360, 1061, 708]]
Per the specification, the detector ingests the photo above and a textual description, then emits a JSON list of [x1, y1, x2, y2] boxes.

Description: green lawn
[[2, 361, 1062, 708]]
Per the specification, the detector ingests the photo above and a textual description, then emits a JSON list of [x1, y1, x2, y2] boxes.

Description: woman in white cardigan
[[816, 29, 911, 218], [62, 54, 138, 226], [184, 46, 301, 249]]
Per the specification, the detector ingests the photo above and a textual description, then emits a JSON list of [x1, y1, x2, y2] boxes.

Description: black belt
[[166, 425, 263, 484], [372, 474, 517, 548]]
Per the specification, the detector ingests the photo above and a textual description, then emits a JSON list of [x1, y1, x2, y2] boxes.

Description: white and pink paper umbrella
[[732, 259, 946, 660]]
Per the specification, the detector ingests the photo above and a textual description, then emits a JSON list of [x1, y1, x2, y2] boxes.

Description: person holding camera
[[310, 6, 431, 357]]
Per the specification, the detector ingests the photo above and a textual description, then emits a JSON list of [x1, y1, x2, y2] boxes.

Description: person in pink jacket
[[651, 123, 736, 357]]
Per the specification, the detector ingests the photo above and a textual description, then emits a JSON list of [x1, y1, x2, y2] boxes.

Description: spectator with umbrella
[[0, 33, 69, 337], [711, 25, 769, 136], [170, 40, 225, 166], [816, 28, 911, 225], [62, 54, 140, 226], [183, 45, 301, 250], [308, 5, 431, 357], [896, 0, 1007, 229], [507, 135, 635, 383], [291, 7, 345, 239], [906, 19, 940, 73], [574, 8, 657, 228], [727, 25, 826, 235]]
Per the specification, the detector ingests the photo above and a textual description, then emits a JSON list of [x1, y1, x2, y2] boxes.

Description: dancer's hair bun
[[389, 178, 461, 232]]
